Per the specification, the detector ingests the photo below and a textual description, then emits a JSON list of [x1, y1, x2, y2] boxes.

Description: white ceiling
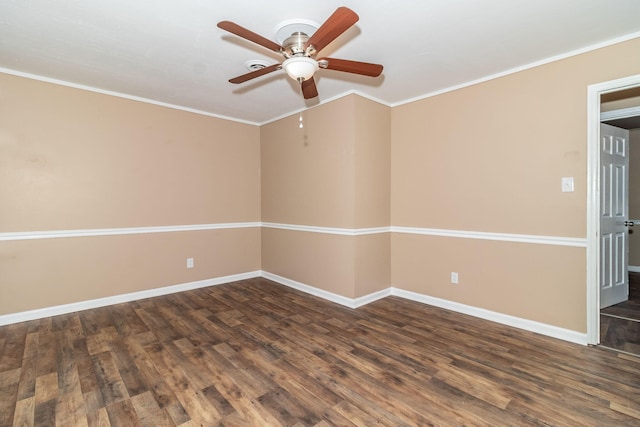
[[1, 0, 639, 125]]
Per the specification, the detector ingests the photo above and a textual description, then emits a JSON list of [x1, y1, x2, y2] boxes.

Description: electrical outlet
[[186, 257, 194, 269], [451, 272, 459, 284]]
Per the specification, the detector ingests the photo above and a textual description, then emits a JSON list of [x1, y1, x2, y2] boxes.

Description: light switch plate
[[561, 177, 574, 192]]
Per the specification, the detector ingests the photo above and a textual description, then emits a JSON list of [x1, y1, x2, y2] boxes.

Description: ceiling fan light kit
[[217, 6, 383, 99], [283, 56, 318, 82]]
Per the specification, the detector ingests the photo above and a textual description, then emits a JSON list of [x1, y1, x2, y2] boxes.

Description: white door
[[600, 123, 630, 308]]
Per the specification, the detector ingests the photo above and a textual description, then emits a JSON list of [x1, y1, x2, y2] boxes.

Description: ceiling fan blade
[[304, 7, 359, 53], [301, 77, 318, 99], [319, 58, 383, 77], [229, 63, 282, 84], [217, 21, 282, 52]]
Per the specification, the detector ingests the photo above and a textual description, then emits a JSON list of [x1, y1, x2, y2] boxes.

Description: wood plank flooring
[[601, 272, 640, 355], [2, 277, 640, 426]]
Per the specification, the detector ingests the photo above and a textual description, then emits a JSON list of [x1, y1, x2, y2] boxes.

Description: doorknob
[[625, 220, 635, 226]]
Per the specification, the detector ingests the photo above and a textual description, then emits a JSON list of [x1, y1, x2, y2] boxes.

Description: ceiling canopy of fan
[[217, 6, 383, 100]]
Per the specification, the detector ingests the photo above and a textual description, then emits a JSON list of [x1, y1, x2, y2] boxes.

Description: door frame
[[587, 73, 640, 345]]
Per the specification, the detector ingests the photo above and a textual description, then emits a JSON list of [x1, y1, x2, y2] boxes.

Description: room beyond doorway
[[587, 73, 640, 345], [600, 272, 640, 356]]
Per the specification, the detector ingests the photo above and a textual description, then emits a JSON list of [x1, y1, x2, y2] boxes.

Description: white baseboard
[[0, 271, 261, 326], [261, 271, 587, 346], [390, 288, 587, 345], [261, 271, 391, 308], [0, 270, 588, 346]]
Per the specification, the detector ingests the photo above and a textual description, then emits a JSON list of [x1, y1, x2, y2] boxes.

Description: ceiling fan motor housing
[[282, 32, 316, 58]]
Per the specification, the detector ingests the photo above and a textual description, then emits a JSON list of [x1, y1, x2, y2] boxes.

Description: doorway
[[587, 73, 640, 346], [599, 105, 640, 354]]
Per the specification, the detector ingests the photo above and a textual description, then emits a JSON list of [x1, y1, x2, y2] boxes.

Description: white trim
[[601, 106, 640, 122], [261, 271, 587, 345], [351, 90, 394, 109], [263, 222, 587, 246], [587, 73, 640, 345], [261, 271, 390, 308], [0, 271, 261, 326], [259, 29, 640, 126], [2, 222, 586, 247], [391, 31, 640, 109], [391, 226, 586, 247], [629, 265, 640, 273], [0, 67, 260, 127], [262, 222, 389, 236], [1, 268, 588, 345], [0, 66, 390, 128], [354, 287, 393, 307], [259, 90, 393, 126], [390, 288, 587, 345], [5, 32, 638, 127], [0, 222, 261, 241], [262, 271, 356, 306]]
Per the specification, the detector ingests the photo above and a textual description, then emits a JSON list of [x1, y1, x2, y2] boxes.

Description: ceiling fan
[[217, 6, 383, 99]]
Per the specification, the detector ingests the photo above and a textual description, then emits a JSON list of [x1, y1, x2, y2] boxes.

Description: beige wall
[[600, 95, 640, 112], [261, 96, 356, 298], [354, 97, 391, 296], [354, 96, 391, 228], [261, 228, 355, 297], [391, 38, 640, 332], [0, 73, 261, 315], [355, 233, 390, 297], [0, 75, 260, 230], [261, 96, 355, 228], [261, 95, 390, 298], [4, 37, 640, 335], [0, 229, 259, 313], [628, 129, 640, 267], [391, 234, 586, 330]]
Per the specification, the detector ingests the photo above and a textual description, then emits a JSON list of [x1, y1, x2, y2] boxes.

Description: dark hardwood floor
[[2, 277, 640, 426], [601, 272, 640, 355]]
